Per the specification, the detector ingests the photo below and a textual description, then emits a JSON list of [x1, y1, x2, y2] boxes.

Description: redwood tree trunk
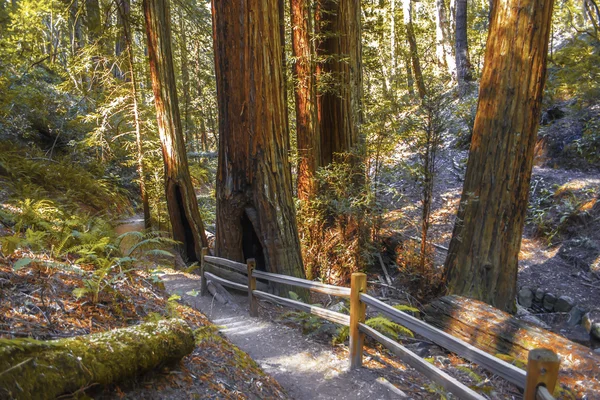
[[212, 0, 306, 287], [443, 0, 554, 312], [316, 0, 362, 166], [143, 0, 208, 262], [292, 0, 320, 200]]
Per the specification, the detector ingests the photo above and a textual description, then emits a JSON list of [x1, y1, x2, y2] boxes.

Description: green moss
[[0, 319, 194, 400]]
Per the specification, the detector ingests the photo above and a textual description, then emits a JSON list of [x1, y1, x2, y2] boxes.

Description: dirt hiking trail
[[160, 271, 405, 400]]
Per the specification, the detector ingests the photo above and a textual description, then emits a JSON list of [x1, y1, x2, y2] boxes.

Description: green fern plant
[[70, 231, 176, 303]]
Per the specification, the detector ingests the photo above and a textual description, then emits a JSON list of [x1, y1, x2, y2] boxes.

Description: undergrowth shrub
[[297, 155, 376, 284], [394, 239, 444, 303], [0, 141, 131, 213]]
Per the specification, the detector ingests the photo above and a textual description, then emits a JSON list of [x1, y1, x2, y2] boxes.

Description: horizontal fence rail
[[252, 270, 351, 297], [204, 271, 248, 292], [204, 255, 247, 274], [359, 323, 485, 400], [199, 251, 558, 400], [360, 293, 527, 388], [253, 290, 350, 326]]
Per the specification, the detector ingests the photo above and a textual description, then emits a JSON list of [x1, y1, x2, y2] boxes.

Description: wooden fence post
[[349, 272, 367, 369], [524, 348, 560, 400], [247, 258, 258, 317], [200, 247, 209, 296]]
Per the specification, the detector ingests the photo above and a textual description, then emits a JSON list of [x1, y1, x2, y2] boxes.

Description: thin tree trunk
[[118, 2, 151, 229], [455, 0, 473, 96], [391, 0, 397, 81], [436, 0, 456, 78], [115, 0, 130, 79], [212, 0, 306, 290], [85, 0, 101, 44], [178, 10, 193, 149], [443, 0, 555, 312], [403, 0, 426, 99], [291, 0, 320, 200], [143, 0, 208, 261]]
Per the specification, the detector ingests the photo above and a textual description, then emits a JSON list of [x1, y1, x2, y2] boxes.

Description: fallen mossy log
[[0, 319, 195, 400], [423, 295, 600, 397]]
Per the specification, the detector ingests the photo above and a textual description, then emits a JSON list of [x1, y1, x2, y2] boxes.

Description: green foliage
[[0, 142, 131, 213], [69, 231, 179, 304], [546, 36, 600, 103], [297, 154, 376, 282], [0, 198, 114, 258]]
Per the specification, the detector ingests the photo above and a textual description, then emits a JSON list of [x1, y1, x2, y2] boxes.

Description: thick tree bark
[[212, 0, 306, 290], [424, 296, 600, 398], [316, 0, 363, 166], [454, 0, 472, 95], [0, 319, 195, 400], [443, 0, 554, 312], [291, 0, 320, 200], [403, 0, 426, 99], [144, 0, 208, 262]]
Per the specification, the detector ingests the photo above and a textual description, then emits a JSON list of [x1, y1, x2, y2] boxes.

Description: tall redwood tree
[[143, 0, 208, 262], [316, 0, 362, 167], [292, 0, 320, 200], [443, 0, 554, 312], [212, 0, 306, 287]]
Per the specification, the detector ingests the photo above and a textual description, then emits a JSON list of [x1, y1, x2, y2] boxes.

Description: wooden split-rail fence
[[199, 248, 559, 400]]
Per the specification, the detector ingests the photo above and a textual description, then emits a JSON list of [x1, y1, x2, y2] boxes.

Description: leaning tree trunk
[[212, 0, 306, 292], [443, 0, 554, 313], [144, 0, 208, 262], [454, 0, 473, 96], [292, 0, 321, 200], [0, 319, 195, 400]]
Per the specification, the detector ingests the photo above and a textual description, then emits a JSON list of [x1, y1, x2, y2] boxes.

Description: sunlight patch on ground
[[261, 350, 346, 379], [518, 237, 559, 271], [555, 179, 600, 195]]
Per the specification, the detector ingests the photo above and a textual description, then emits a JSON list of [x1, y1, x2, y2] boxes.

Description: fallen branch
[[0, 319, 195, 400]]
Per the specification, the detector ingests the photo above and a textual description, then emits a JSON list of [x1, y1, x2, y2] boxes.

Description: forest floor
[[0, 256, 288, 399]]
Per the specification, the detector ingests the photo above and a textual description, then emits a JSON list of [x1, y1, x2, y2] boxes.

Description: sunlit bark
[[443, 0, 555, 312], [143, 0, 208, 262], [212, 0, 306, 287]]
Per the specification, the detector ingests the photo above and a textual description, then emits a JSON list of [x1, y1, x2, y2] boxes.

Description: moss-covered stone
[[0, 319, 195, 400]]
